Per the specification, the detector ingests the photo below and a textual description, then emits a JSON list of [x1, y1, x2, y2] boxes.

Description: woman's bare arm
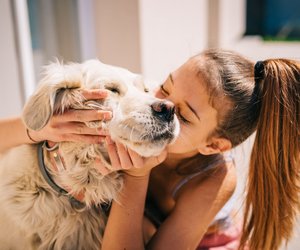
[[101, 141, 167, 250], [0, 116, 34, 153], [102, 174, 150, 250]]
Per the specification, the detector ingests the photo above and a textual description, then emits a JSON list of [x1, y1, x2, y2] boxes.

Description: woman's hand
[[27, 89, 112, 144], [96, 136, 167, 177]]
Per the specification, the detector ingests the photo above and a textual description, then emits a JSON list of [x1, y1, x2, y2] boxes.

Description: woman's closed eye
[[159, 84, 190, 125], [175, 107, 190, 125], [160, 84, 168, 96]]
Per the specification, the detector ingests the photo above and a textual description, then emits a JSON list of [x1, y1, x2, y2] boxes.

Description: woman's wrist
[[123, 169, 152, 179], [25, 128, 41, 144], [19, 117, 40, 145]]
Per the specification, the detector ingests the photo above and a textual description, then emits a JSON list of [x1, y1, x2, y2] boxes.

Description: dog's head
[[23, 60, 180, 157]]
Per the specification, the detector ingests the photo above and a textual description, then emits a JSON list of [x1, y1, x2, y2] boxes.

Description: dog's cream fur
[[0, 60, 179, 250]]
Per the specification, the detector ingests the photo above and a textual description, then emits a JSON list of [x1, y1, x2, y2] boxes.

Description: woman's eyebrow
[[169, 74, 174, 84]]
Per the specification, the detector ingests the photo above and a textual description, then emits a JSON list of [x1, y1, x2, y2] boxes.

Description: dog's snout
[[151, 101, 175, 122]]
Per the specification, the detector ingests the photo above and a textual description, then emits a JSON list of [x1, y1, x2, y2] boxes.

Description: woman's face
[[155, 59, 219, 156]]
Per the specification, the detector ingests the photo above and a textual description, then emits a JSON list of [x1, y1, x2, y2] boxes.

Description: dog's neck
[[39, 142, 86, 208], [38, 141, 122, 208]]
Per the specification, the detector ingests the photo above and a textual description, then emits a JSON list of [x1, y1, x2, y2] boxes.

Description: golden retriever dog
[[0, 60, 179, 250]]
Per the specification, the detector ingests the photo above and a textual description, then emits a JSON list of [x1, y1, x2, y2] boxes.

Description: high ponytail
[[240, 59, 300, 249]]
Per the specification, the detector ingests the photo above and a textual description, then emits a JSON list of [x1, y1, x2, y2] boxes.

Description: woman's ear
[[198, 137, 232, 155]]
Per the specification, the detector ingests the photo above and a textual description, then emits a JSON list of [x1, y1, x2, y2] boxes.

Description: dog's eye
[[106, 86, 120, 94]]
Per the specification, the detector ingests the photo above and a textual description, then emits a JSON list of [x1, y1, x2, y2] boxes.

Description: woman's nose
[[151, 101, 175, 123]]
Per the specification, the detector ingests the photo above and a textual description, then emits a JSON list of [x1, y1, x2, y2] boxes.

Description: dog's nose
[[151, 101, 175, 122]]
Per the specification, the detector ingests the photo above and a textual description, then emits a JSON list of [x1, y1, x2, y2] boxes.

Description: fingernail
[[97, 89, 108, 96], [97, 111, 111, 120], [96, 127, 103, 134], [97, 136, 104, 144], [106, 136, 114, 145], [97, 129, 109, 137], [104, 111, 112, 120]]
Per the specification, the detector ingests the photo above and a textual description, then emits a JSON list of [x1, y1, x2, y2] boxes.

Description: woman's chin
[[166, 144, 198, 157]]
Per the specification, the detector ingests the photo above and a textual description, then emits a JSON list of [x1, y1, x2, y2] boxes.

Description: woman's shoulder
[[174, 158, 237, 204], [170, 160, 237, 237], [172, 151, 236, 198]]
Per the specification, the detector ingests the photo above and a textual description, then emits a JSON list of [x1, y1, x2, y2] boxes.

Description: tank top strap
[[172, 151, 235, 198]]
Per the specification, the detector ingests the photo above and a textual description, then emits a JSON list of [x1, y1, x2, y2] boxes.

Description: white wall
[[139, 0, 208, 82], [0, 0, 23, 118], [93, 0, 141, 73], [93, 0, 208, 82]]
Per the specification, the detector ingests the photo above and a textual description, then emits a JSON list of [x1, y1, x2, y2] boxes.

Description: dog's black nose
[[151, 101, 175, 123]]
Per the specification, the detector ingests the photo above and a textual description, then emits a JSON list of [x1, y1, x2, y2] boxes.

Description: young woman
[[100, 49, 300, 250], [1, 49, 299, 250]]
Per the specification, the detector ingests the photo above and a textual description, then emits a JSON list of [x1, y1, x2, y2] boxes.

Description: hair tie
[[253, 60, 265, 97], [251, 61, 265, 111], [254, 61, 265, 82]]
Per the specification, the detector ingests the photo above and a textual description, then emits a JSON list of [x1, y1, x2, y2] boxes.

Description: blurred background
[[0, 0, 299, 248]]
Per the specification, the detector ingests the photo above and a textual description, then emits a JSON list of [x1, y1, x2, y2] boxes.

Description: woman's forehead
[[171, 66, 217, 115]]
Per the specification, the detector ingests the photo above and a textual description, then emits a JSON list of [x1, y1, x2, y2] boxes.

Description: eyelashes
[[160, 84, 168, 95], [159, 84, 190, 124], [176, 107, 190, 124]]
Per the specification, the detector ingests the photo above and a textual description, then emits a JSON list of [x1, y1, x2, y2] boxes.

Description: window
[[27, 0, 81, 79], [246, 0, 300, 41]]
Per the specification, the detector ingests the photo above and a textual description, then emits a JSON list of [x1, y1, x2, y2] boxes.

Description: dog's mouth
[[118, 128, 175, 144], [111, 119, 178, 147], [118, 119, 176, 137]]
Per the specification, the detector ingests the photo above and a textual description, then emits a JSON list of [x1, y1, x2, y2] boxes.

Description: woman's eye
[[175, 108, 190, 124], [178, 114, 190, 124], [160, 84, 168, 95]]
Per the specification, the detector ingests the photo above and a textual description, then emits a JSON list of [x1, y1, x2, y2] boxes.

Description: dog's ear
[[133, 75, 151, 93], [23, 84, 56, 131], [23, 61, 83, 131], [133, 75, 160, 94]]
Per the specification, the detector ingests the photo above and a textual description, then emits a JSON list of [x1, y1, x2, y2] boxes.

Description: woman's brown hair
[[241, 59, 300, 249], [195, 49, 300, 250]]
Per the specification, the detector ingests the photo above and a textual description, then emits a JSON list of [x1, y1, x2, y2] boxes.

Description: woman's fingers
[[67, 134, 106, 144], [106, 137, 122, 170], [106, 138, 141, 171], [51, 122, 108, 136], [125, 149, 167, 177], [116, 142, 133, 170], [94, 158, 112, 176], [30, 88, 113, 144], [93, 137, 168, 177], [128, 148, 167, 169], [54, 109, 112, 123], [80, 89, 109, 100], [127, 148, 144, 168], [40, 109, 111, 143]]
